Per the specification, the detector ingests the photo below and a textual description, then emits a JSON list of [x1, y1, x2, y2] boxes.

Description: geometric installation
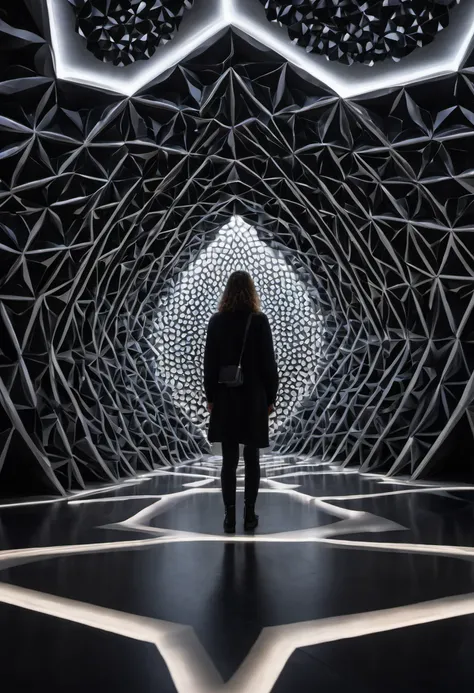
[[2, 464, 474, 691], [1, 3, 474, 496], [260, 0, 461, 65], [152, 216, 322, 436], [67, 0, 194, 66], [46, 0, 474, 99]]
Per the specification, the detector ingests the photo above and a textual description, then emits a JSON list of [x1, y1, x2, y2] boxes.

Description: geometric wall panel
[[152, 215, 322, 436], [45, 0, 474, 99], [1, 3, 474, 495], [260, 0, 461, 66], [67, 0, 194, 66]]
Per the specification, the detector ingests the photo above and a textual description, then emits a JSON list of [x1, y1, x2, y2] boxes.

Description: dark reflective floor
[[1, 457, 474, 692]]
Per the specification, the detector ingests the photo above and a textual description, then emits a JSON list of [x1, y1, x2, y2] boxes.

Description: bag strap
[[238, 313, 253, 368]]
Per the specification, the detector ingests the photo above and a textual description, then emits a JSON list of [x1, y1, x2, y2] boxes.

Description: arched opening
[[152, 215, 323, 438]]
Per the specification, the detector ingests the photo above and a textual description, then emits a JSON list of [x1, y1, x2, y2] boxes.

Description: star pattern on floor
[[1, 460, 474, 692]]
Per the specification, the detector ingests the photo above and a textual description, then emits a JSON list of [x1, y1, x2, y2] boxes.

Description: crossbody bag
[[218, 313, 253, 388]]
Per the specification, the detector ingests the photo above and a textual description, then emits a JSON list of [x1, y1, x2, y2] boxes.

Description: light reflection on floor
[[1, 456, 474, 692]]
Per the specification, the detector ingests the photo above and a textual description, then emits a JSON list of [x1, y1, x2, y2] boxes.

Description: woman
[[204, 271, 278, 534]]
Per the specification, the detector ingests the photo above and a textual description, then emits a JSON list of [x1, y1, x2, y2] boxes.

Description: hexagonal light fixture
[[45, 0, 474, 98]]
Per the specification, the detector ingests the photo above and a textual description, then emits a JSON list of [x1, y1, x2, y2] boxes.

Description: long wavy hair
[[218, 271, 260, 313]]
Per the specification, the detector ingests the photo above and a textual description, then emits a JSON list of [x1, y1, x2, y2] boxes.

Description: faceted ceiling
[[261, 0, 461, 66], [66, 0, 462, 69], [67, 0, 195, 66], [0, 0, 474, 496], [44, 0, 474, 96]]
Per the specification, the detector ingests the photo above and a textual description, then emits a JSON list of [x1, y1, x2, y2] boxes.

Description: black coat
[[204, 310, 279, 448]]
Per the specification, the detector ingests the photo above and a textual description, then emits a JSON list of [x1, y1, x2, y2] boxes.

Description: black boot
[[223, 505, 236, 534], [244, 503, 259, 531]]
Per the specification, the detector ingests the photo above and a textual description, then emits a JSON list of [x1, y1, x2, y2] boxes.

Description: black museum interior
[[1, 1, 474, 692]]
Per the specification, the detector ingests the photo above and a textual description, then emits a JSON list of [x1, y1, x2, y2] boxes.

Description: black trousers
[[221, 442, 260, 507]]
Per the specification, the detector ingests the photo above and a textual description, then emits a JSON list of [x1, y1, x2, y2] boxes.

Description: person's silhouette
[[204, 271, 278, 533]]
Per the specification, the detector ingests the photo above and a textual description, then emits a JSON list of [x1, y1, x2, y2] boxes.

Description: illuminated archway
[[152, 216, 323, 435]]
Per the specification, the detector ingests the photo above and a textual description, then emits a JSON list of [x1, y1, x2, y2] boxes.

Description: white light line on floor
[[267, 469, 360, 479], [4, 521, 474, 576], [117, 515, 399, 541], [68, 495, 163, 505], [3, 466, 472, 511], [259, 479, 301, 489], [115, 486, 373, 531], [227, 591, 474, 693], [318, 486, 474, 502], [117, 488, 309, 527], [67, 480, 301, 504], [262, 463, 333, 474], [0, 478, 151, 509], [0, 582, 222, 693], [183, 479, 216, 488], [193, 461, 329, 473], [68, 478, 148, 500], [378, 477, 474, 489], [154, 470, 220, 480], [174, 465, 221, 473], [320, 535, 474, 557], [66, 483, 474, 507], [1, 581, 474, 693], [0, 498, 66, 510]]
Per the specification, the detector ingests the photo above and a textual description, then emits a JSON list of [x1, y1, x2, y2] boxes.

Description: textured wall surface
[[0, 2, 474, 495], [68, 0, 194, 66], [260, 0, 460, 66], [153, 215, 322, 433]]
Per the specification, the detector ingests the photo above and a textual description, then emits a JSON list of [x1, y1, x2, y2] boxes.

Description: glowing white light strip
[[259, 462, 332, 473], [70, 479, 145, 497], [318, 486, 474, 502], [3, 462, 473, 511], [261, 479, 301, 490], [183, 479, 216, 488], [98, 475, 398, 539], [230, 1, 474, 99], [61, 466, 474, 551], [377, 477, 464, 489], [44, 0, 474, 99], [0, 581, 473, 693], [232, 16, 457, 100], [68, 495, 162, 505], [0, 498, 66, 511], [0, 476, 149, 510], [0, 465, 472, 566], [204, 461, 331, 475], [2, 462, 473, 559], [65, 483, 474, 507], [147, 470, 219, 480], [2, 464, 474, 693], [2, 523, 474, 574], [268, 469, 360, 479], [46, 0, 228, 96], [0, 460, 321, 511]]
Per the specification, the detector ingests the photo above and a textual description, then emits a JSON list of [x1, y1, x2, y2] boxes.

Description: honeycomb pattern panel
[[152, 216, 323, 434]]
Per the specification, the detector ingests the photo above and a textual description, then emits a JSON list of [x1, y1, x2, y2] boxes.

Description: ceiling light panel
[[45, 0, 474, 97]]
